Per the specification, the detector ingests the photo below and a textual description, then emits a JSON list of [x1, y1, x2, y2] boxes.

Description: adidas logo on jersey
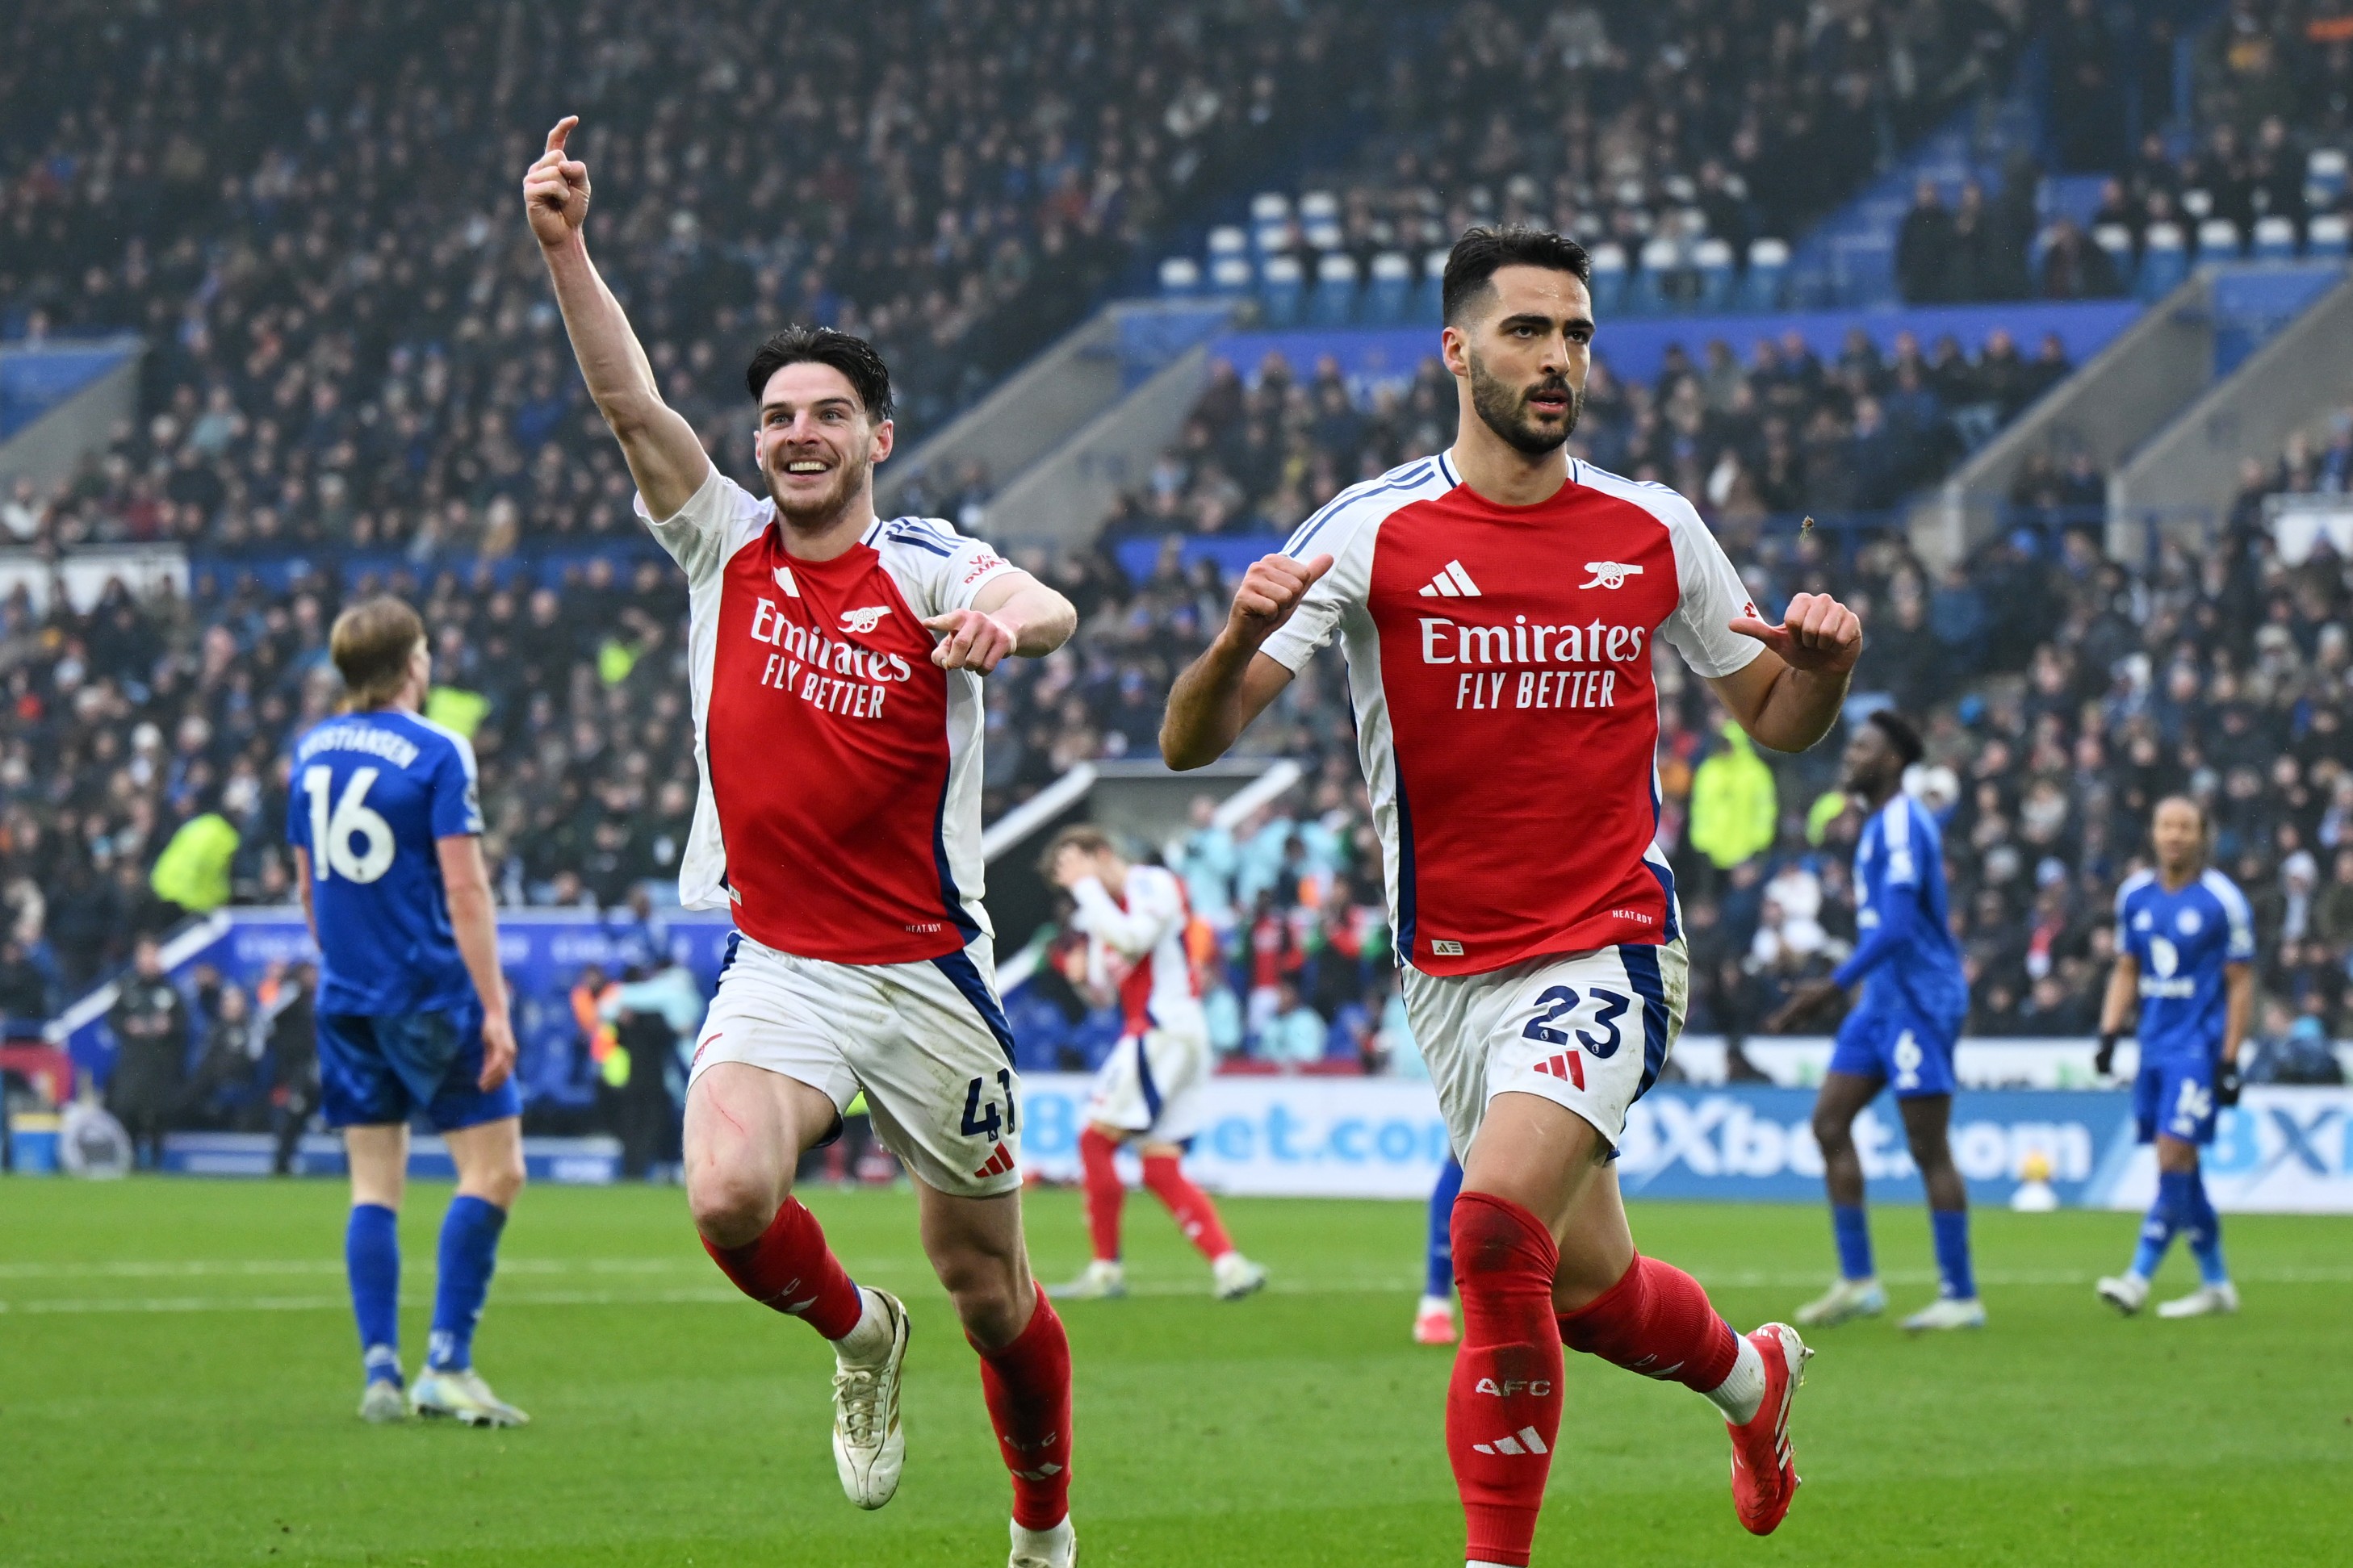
[[1580, 561, 1643, 589], [839, 605, 892, 633], [1418, 560, 1482, 597], [1471, 1427, 1551, 1457]]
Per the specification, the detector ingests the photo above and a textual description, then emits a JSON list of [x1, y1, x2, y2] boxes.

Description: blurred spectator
[[1261, 977, 1325, 1068], [264, 960, 320, 1175], [105, 936, 189, 1168]]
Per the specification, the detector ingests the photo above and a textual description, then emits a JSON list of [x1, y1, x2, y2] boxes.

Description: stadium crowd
[[3, 0, 1377, 554]]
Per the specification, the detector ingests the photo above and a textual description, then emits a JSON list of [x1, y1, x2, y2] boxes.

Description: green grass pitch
[[4, 1178, 2350, 1565]]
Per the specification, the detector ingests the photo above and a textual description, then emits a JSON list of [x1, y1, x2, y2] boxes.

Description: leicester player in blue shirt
[[2094, 796, 2253, 1319], [1771, 710, 1983, 1332], [290, 596, 529, 1425]]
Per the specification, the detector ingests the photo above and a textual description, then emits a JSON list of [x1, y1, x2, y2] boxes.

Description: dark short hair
[[1442, 224, 1593, 324], [1867, 709, 1925, 768], [744, 324, 894, 421]]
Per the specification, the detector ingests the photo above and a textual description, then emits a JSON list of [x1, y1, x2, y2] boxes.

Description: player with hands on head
[[1164, 224, 1863, 1563], [1769, 709, 1982, 1334], [1040, 826, 1268, 1304], [530, 119, 1083, 1568], [2093, 797, 2254, 1320], [290, 596, 529, 1428]]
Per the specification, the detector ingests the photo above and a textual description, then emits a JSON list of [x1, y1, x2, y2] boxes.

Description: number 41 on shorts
[[961, 1068, 1018, 1141]]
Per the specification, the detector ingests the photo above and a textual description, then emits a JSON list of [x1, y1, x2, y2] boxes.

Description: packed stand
[[1178, 0, 2040, 304], [1, 0, 1380, 553]]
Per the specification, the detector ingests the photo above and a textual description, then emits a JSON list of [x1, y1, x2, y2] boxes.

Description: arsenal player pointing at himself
[[527, 120, 1083, 1568], [1164, 226, 1862, 1566]]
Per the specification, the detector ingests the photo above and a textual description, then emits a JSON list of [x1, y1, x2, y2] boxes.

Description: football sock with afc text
[[701, 1197, 866, 1341], [1446, 1192, 1566, 1568], [973, 1290, 1075, 1530]]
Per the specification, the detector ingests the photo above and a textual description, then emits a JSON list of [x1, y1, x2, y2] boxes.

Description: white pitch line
[[6, 1265, 2351, 1317]]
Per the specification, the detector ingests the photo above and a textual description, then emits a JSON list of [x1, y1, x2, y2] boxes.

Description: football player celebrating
[[1163, 225, 1861, 1562], [529, 119, 1082, 1567]]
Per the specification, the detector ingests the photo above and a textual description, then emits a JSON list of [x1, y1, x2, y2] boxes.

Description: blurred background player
[[1772, 711, 1982, 1332], [1415, 1156, 1465, 1344], [527, 121, 1083, 1568], [1162, 225, 1863, 1561], [1045, 826, 1267, 1302], [290, 596, 527, 1427], [2094, 797, 2254, 1320]]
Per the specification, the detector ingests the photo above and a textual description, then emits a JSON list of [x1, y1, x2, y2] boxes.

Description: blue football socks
[[2182, 1169, 2229, 1286], [1426, 1158, 1464, 1298], [1929, 1206, 1975, 1299], [426, 1194, 509, 1373], [346, 1202, 403, 1386], [1832, 1203, 1875, 1282], [2132, 1169, 2194, 1279]]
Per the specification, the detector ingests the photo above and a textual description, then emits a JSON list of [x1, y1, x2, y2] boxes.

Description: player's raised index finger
[[545, 115, 579, 155]]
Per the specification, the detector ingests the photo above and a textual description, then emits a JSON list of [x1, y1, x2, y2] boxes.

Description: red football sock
[[1079, 1127, 1126, 1263], [1447, 1191, 1565, 1568], [1141, 1150, 1234, 1261], [700, 1198, 864, 1341], [1556, 1254, 1740, 1393], [972, 1290, 1074, 1530]]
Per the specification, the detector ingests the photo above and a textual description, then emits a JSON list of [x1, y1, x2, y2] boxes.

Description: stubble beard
[[1468, 349, 1581, 457], [767, 448, 871, 533]]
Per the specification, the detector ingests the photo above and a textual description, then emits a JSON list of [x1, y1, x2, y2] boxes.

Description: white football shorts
[[1403, 940, 1689, 1160], [688, 930, 1024, 1198], [1085, 1018, 1212, 1144]]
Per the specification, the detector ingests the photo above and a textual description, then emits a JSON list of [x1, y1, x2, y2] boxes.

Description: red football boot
[[1725, 1322, 1812, 1536]]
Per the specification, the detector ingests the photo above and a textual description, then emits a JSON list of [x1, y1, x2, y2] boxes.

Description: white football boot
[[1794, 1277, 1886, 1328], [409, 1367, 530, 1427], [1057, 1260, 1127, 1299], [1211, 1252, 1268, 1301], [358, 1380, 409, 1424], [2155, 1282, 2239, 1319], [2095, 1273, 2150, 1315], [1899, 1296, 1987, 1332], [832, 1288, 910, 1510], [1009, 1516, 1077, 1567]]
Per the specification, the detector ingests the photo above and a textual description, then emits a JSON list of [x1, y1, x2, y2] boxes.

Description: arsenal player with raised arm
[[1162, 226, 1864, 1565], [527, 120, 1082, 1568]]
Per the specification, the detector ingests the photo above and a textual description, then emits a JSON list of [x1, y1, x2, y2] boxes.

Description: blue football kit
[[2114, 868, 2254, 1148], [287, 709, 516, 1131], [1827, 793, 1969, 1098], [287, 705, 516, 1398]]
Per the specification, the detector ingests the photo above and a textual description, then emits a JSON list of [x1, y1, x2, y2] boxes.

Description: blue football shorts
[[2133, 1053, 2218, 1146], [1828, 1004, 1960, 1098], [316, 999, 521, 1131]]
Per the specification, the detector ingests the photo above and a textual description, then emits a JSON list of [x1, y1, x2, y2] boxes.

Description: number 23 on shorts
[[1520, 983, 1631, 1089], [961, 1068, 1019, 1141]]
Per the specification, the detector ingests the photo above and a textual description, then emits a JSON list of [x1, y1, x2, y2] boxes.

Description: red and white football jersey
[[1259, 450, 1761, 977], [640, 466, 1018, 964], [1068, 864, 1204, 1039]]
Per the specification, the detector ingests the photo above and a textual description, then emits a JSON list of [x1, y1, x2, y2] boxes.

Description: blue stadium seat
[[1631, 237, 1678, 315], [2309, 148, 2347, 209], [1304, 219, 1343, 253], [1208, 256, 1254, 296], [1421, 247, 1451, 320], [2196, 218, 2242, 262], [2253, 215, 2296, 262], [1253, 222, 1289, 259], [2139, 223, 2188, 297], [2309, 213, 2350, 261], [1207, 224, 1248, 266], [1158, 257, 1201, 296], [1743, 238, 1788, 311], [1693, 237, 1735, 312], [1297, 190, 1339, 227], [1311, 253, 1360, 325], [1249, 191, 1292, 226], [2093, 224, 2136, 293], [1586, 243, 1627, 315], [1259, 254, 1304, 326], [1367, 252, 1414, 324]]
